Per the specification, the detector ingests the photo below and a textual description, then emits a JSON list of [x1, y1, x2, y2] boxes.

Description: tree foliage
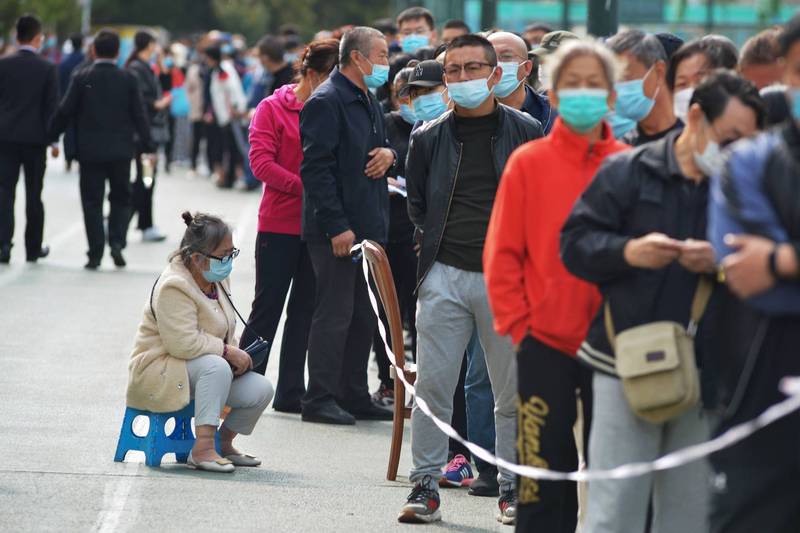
[[0, 0, 80, 38]]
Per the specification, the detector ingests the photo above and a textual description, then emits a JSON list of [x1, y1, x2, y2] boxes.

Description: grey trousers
[[584, 372, 710, 533], [410, 262, 517, 491], [186, 354, 274, 435]]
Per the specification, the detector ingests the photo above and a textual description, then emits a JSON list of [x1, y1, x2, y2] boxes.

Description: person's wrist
[[775, 243, 799, 280]]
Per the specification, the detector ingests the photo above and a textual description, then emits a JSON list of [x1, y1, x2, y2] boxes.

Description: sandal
[[187, 451, 235, 473], [224, 453, 262, 467]]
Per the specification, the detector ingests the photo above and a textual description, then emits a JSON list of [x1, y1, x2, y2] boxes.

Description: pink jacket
[[249, 83, 304, 235]]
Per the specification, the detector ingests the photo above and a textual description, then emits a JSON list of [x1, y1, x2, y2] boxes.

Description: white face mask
[[693, 121, 724, 177], [673, 87, 694, 123], [538, 64, 549, 90]]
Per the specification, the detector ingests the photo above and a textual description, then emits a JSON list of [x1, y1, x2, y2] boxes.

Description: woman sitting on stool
[[126, 211, 273, 473]]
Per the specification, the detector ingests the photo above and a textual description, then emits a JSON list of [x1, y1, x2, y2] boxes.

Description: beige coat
[[126, 258, 238, 412]]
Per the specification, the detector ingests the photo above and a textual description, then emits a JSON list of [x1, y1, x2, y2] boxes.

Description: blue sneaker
[[440, 454, 474, 488]]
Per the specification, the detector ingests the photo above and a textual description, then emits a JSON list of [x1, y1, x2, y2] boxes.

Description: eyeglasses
[[444, 62, 495, 79], [201, 248, 240, 264]]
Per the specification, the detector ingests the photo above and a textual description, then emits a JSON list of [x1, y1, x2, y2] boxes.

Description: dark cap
[[530, 30, 579, 57], [655, 32, 685, 61], [399, 60, 444, 96]]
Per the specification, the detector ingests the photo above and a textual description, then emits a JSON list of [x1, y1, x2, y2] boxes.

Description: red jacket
[[484, 118, 630, 356], [249, 83, 304, 235]]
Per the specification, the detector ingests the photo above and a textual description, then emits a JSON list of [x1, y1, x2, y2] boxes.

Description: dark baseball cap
[[399, 60, 444, 97], [530, 30, 579, 57]]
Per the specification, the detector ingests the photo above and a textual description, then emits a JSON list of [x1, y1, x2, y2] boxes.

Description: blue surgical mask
[[164, 57, 174, 69], [414, 90, 449, 121], [606, 110, 637, 139], [284, 52, 299, 64], [401, 34, 429, 54], [399, 103, 417, 124], [202, 257, 233, 283], [494, 61, 525, 98], [557, 88, 609, 132], [614, 69, 657, 122], [360, 55, 389, 89], [790, 88, 800, 121], [447, 72, 495, 109]]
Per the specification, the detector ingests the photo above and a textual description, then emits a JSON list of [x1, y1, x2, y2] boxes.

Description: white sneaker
[[142, 227, 167, 242]]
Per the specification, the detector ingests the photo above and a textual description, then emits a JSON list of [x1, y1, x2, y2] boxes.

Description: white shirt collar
[[18, 45, 39, 53]]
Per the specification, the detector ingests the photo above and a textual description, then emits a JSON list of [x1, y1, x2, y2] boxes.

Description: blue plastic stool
[[113, 400, 220, 467]]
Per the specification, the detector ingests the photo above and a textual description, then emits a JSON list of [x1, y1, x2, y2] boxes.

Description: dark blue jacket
[[522, 85, 556, 134], [58, 51, 85, 94], [300, 68, 391, 243]]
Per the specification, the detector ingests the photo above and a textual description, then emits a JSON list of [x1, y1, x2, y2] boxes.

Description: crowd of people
[[3, 7, 800, 533]]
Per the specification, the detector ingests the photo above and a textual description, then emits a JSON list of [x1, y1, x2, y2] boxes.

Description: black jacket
[[406, 104, 543, 286], [0, 49, 59, 146], [385, 111, 414, 244], [300, 68, 392, 244], [50, 62, 152, 162], [561, 131, 713, 375], [127, 57, 167, 130]]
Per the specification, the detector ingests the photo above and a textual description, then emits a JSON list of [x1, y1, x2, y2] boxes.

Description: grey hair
[[606, 29, 667, 69], [339, 26, 384, 66], [171, 211, 231, 269], [544, 39, 621, 90]]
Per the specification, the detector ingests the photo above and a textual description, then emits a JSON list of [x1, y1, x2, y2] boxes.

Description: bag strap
[[216, 283, 265, 341], [149, 275, 161, 322], [604, 275, 714, 349]]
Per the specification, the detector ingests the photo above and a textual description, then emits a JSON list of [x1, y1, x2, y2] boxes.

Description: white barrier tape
[[354, 241, 800, 482]]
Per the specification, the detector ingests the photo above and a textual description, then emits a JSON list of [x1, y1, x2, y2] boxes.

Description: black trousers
[[221, 123, 242, 187], [516, 336, 592, 533], [302, 241, 376, 412], [190, 120, 205, 170], [709, 315, 800, 533], [132, 149, 156, 231], [374, 240, 418, 386], [240, 232, 315, 409], [206, 122, 224, 169], [0, 143, 46, 258], [79, 159, 132, 261]]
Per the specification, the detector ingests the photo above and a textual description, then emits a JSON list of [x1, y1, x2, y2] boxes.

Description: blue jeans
[[466, 328, 496, 472]]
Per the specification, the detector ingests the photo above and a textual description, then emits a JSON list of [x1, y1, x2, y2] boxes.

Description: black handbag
[[149, 276, 270, 369]]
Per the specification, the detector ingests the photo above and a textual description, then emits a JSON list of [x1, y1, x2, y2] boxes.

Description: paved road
[[0, 160, 507, 532]]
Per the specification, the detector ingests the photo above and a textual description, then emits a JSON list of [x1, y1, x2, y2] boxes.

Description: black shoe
[[26, 244, 49, 263], [346, 403, 394, 421], [0, 245, 10, 264], [84, 258, 101, 270], [469, 466, 500, 497], [273, 403, 302, 414], [301, 401, 355, 425], [110, 247, 126, 267]]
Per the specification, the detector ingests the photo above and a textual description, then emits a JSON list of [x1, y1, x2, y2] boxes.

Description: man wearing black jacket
[[50, 29, 153, 270], [299, 27, 396, 425], [0, 15, 58, 264]]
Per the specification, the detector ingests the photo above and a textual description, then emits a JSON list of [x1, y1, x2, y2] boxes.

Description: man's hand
[[365, 148, 394, 179], [678, 239, 716, 274], [154, 94, 172, 111], [224, 345, 252, 376], [722, 234, 777, 299], [331, 229, 356, 258], [624, 233, 683, 269], [50, 145, 60, 158]]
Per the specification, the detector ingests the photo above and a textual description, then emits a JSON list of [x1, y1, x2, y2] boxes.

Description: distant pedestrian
[[126, 31, 170, 243], [50, 29, 155, 270], [0, 14, 58, 265], [58, 32, 85, 171]]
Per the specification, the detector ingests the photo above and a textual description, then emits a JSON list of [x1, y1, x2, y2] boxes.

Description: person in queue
[[484, 40, 629, 533], [403, 60, 450, 123], [240, 39, 340, 413], [560, 70, 764, 532], [127, 212, 274, 473]]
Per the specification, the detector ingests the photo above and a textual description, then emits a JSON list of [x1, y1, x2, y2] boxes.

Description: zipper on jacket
[[417, 141, 464, 288], [491, 136, 500, 181]]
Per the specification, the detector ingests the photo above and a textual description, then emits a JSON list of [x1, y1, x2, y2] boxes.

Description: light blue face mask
[[494, 61, 525, 98], [557, 88, 610, 132], [447, 72, 495, 109], [790, 89, 800, 121], [614, 68, 657, 122], [202, 257, 233, 283], [399, 103, 417, 124], [606, 110, 637, 139], [402, 34, 429, 54], [360, 55, 390, 89], [164, 57, 174, 69], [284, 52, 299, 64], [414, 90, 449, 121]]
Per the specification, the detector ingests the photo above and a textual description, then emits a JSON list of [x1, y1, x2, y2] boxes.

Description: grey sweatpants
[[186, 354, 274, 435], [410, 262, 517, 491], [584, 372, 710, 533]]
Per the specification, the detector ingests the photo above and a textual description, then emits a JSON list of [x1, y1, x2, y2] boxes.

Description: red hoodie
[[484, 118, 630, 356], [249, 83, 304, 235]]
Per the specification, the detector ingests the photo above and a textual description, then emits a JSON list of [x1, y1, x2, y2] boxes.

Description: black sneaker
[[110, 247, 126, 268], [398, 476, 441, 523], [497, 489, 517, 525], [468, 465, 500, 497]]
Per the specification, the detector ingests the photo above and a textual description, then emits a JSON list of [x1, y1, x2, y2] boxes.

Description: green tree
[[1, 0, 80, 39]]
